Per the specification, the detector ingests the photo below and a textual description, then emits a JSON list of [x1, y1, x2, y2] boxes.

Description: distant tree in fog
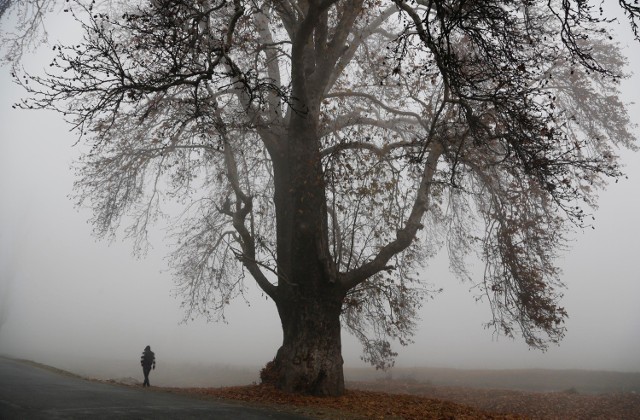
[[4, 0, 639, 396]]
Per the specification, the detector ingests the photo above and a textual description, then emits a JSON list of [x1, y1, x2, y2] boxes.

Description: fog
[[0, 9, 639, 385]]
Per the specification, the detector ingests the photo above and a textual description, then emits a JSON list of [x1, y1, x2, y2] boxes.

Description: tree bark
[[267, 90, 346, 394], [263, 14, 350, 393], [269, 152, 347, 395], [272, 286, 345, 396]]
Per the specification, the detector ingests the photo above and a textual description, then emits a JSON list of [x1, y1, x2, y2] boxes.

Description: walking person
[[140, 345, 156, 387]]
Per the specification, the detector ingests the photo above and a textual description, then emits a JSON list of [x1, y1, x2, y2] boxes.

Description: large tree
[[5, 0, 638, 395]]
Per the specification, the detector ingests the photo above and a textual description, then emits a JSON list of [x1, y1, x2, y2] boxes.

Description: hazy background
[[1, 6, 639, 386]]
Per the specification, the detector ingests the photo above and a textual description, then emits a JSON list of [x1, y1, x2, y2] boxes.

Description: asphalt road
[[0, 357, 312, 419]]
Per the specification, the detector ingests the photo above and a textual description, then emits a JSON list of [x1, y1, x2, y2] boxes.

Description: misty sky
[[0, 7, 639, 376]]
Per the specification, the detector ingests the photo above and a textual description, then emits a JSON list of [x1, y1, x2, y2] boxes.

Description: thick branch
[[321, 114, 420, 140], [340, 143, 443, 290], [214, 105, 277, 299], [321, 139, 415, 158], [325, 6, 397, 93], [326, 91, 426, 124], [255, 8, 284, 119]]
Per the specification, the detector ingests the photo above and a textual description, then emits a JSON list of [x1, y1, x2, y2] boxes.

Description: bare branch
[[340, 143, 443, 290]]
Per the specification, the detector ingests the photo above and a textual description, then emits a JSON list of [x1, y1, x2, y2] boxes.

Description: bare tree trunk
[[272, 286, 345, 396], [269, 169, 346, 395], [266, 104, 347, 395]]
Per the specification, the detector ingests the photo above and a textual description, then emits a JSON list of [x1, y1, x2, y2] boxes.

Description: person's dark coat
[[140, 345, 156, 387]]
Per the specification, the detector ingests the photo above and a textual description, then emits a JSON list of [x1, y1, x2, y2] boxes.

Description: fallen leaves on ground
[[159, 380, 640, 419], [166, 383, 525, 419], [348, 380, 640, 419]]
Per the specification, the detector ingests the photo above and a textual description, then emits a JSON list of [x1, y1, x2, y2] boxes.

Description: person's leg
[[143, 366, 150, 386]]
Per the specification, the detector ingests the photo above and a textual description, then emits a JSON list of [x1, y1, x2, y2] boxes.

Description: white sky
[[0, 6, 639, 376]]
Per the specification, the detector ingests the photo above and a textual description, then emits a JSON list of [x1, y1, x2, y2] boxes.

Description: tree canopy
[[3, 0, 638, 395]]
